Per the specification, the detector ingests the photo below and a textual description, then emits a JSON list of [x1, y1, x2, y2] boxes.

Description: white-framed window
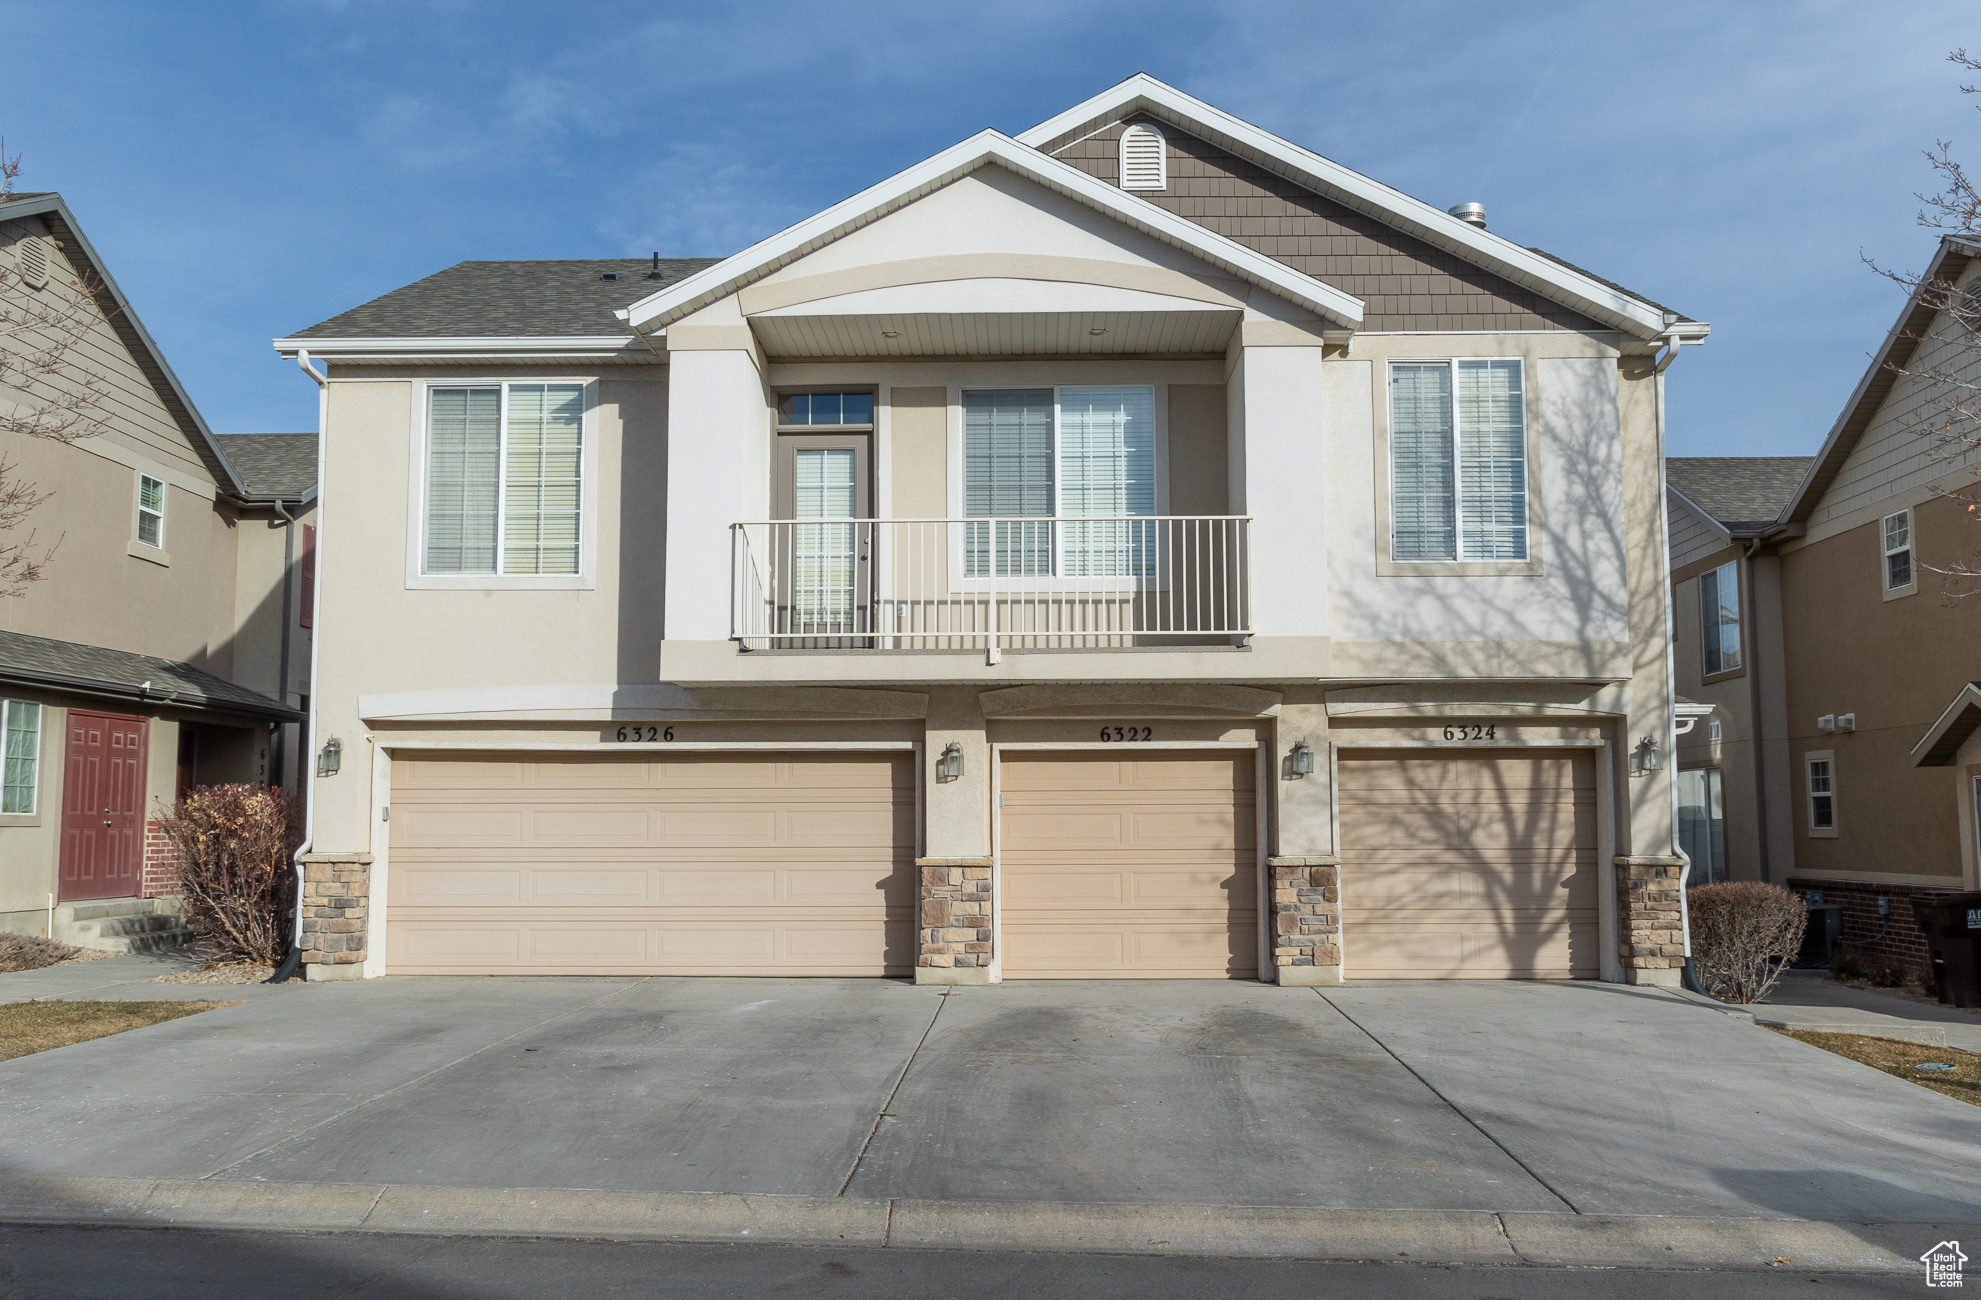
[[1388, 359, 1528, 561], [1119, 123, 1167, 191], [1700, 560, 1741, 674], [1, 699, 40, 815], [960, 386, 1157, 579], [1882, 508, 1914, 591], [1806, 753, 1836, 833], [136, 474, 166, 549], [420, 382, 587, 578]]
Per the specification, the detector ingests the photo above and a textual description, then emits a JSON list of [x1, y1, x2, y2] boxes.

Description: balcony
[[732, 516, 1252, 661]]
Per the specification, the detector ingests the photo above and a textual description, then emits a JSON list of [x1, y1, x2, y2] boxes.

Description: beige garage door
[[1000, 751, 1257, 979], [386, 752, 914, 976], [1337, 749, 1599, 979]]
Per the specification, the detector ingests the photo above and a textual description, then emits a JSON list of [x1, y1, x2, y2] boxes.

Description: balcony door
[[774, 433, 872, 645]]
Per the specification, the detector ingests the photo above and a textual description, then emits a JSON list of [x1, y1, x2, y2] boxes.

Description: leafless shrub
[[0, 137, 116, 597], [154, 785, 300, 965], [1689, 881, 1808, 1004], [0, 932, 85, 973]]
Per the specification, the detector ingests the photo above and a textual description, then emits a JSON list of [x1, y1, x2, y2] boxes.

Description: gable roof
[[620, 129, 1368, 336], [1018, 75, 1692, 343], [286, 258, 719, 344], [0, 191, 248, 497], [1911, 680, 1981, 766], [1666, 457, 1813, 532], [1782, 235, 1981, 524], [216, 433, 316, 501]]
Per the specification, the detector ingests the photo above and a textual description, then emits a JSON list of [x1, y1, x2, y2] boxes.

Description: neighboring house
[[1665, 456, 1808, 886], [1669, 234, 1981, 973], [0, 191, 311, 950], [274, 76, 1708, 986]]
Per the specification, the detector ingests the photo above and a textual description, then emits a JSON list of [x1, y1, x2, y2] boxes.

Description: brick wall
[[1619, 859, 1685, 973], [141, 819, 181, 899], [299, 853, 372, 972], [1270, 857, 1341, 973], [1788, 877, 1966, 974], [917, 857, 991, 971]]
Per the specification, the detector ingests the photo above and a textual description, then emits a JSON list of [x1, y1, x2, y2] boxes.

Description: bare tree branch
[[0, 140, 116, 597]]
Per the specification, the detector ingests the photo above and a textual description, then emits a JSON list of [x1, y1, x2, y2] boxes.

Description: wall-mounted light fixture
[[1290, 740, 1314, 777], [1632, 735, 1663, 775], [317, 736, 342, 777], [938, 742, 964, 782]]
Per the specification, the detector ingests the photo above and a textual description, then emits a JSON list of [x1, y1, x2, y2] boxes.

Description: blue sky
[[3, 0, 1974, 456]]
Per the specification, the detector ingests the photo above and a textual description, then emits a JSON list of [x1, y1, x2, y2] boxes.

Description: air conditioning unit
[[1816, 714, 1836, 733]]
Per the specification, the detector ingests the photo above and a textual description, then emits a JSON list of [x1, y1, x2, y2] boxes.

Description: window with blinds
[[1388, 359, 1528, 562], [961, 386, 1156, 577], [424, 383, 585, 575], [1, 700, 38, 815], [1119, 123, 1167, 191]]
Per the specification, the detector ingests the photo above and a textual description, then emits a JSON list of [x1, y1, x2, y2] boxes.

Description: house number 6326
[[1442, 725, 1497, 741], [614, 726, 674, 742]]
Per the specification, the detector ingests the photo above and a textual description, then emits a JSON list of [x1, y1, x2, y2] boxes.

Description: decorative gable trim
[[1019, 75, 1678, 340]]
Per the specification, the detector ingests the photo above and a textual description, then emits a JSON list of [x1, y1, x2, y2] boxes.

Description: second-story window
[[1701, 560, 1741, 674], [1882, 508, 1913, 591], [136, 474, 166, 549], [1389, 359, 1527, 561], [424, 383, 584, 576]]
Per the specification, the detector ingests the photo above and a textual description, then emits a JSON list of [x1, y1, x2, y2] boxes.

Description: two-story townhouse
[[0, 191, 311, 950], [1670, 235, 1981, 975], [276, 77, 1707, 986]]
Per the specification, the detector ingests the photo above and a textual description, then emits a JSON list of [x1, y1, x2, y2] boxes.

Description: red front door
[[59, 711, 147, 902]]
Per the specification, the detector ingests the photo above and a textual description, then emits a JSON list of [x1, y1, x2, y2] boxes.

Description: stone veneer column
[[1616, 856, 1685, 986], [1270, 857, 1342, 984], [299, 852, 374, 981], [916, 858, 992, 983]]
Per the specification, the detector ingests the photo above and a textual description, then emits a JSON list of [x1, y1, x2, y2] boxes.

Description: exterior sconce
[[1289, 741, 1314, 777], [1632, 736, 1663, 775], [938, 742, 964, 782], [317, 736, 342, 777]]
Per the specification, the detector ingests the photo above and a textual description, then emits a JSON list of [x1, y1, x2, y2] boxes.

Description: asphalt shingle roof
[[289, 258, 722, 339], [1666, 456, 1813, 531], [217, 433, 316, 499], [0, 630, 301, 721]]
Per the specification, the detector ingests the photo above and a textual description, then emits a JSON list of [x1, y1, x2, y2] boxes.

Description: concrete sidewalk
[[0, 951, 296, 1004], [1739, 974, 1981, 1052]]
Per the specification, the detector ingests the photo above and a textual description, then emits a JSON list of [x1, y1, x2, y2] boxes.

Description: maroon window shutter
[[299, 525, 317, 629]]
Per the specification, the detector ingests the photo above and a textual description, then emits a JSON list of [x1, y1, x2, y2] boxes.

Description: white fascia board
[[1019, 75, 1676, 341], [1664, 485, 1733, 546], [619, 129, 1363, 334], [272, 335, 647, 359]]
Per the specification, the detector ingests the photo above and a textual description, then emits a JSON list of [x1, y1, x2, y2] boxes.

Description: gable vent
[[15, 235, 49, 290], [1119, 123, 1167, 191]]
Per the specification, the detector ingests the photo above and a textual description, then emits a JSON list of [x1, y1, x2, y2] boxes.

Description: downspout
[[268, 348, 327, 984], [272, 499, 297, 791], [1652, 330, 1707, 995]]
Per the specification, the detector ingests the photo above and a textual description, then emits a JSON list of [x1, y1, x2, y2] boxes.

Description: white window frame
[[0, 698, 41, 818], [135, 473, 167, 550], [1805, 750, 1837, 838], [1881, 507, 1917, 599], [404, 378, 599, 591], [1700, 559, 1742, 677], [943, 383, 1170, 593], [1381, 356, 1535, 569]]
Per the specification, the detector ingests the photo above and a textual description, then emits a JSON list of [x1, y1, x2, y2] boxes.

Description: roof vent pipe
[[1449, 202, 1487, 228]]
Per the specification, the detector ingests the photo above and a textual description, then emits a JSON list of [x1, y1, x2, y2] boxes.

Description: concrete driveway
[[0, 958, 1977, 1223]]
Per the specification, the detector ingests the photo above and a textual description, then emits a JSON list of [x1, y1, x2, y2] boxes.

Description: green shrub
[[154, 785, 299, 965], [1690, 881, 1808, 1004]]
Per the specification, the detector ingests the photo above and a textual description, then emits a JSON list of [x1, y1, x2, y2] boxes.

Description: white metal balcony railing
[[732, 516, 1252, 661]]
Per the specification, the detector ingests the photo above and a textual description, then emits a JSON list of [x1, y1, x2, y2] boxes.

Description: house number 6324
[[1442, 725, 1497, 741]]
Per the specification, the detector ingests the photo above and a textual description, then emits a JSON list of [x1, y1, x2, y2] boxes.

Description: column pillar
[[919, 688, 992, 985], [1271, 697, 1340, 985]]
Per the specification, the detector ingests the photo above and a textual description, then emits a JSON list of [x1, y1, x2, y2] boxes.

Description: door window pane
[[793, 447, 857, 624], [1676, 767, 1725, 886]]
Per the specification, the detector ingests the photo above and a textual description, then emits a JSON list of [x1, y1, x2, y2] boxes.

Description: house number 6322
[[1442, 725, 1497, 741], [1100, 726, 1154, 742]]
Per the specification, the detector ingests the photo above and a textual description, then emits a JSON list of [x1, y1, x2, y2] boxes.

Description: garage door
[[386, 752, 914, 976], [1337, 749, 1598, 979], [1000, 751, 1257, 978]]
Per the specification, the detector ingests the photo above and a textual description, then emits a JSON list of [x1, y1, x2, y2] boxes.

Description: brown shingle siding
[[1059, 121, 1610, 332]]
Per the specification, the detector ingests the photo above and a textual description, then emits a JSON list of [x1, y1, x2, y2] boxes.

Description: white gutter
[[272, 347, 328, 982], [272, 336, 646, 361]]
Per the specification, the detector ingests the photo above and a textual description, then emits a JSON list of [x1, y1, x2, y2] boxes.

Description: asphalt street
[[0, 1224, 1928, 1299]]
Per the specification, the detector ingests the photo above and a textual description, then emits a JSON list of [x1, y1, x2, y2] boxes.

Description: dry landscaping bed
[[0, 934, 114, 974], [0, 1000, 233, 1063], [1775, 1028, 1981, 1107]]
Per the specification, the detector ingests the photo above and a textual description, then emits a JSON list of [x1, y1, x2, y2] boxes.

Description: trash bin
[[1797, 903, 1843, 967], [1910, 892, 1981, 1009]]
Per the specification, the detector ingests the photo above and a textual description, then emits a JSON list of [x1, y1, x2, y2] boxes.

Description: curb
[[1751, 1016, 1957, 1049], [0, 1176, 1966, 1271]]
